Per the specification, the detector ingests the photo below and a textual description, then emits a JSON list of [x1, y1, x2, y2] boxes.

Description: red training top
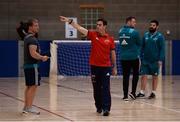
[[87, 31, 115, 67]]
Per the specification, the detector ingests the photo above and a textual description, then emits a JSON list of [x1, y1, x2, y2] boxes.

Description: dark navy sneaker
[[122, 96, 129, 101], [103, 110, 110, 116], [129, 93, 136, 100], [136, 92, 145, 98], [96, 109, 102, 114], [148, 93, 156, 99]]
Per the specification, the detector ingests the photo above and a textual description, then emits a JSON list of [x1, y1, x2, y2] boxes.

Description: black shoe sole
[[103, 112, 109, 116], [148, 97, 156, 99], [96, 110, 102, 114]]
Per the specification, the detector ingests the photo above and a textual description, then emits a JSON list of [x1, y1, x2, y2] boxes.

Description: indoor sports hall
[[0, 0, 180, 121]]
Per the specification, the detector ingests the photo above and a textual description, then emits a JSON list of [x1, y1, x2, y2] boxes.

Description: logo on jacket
[[106, 72, 110, 76], [121, 39, 128, 45], [104, 39, 110, 44], [96, 37, 99, 41]]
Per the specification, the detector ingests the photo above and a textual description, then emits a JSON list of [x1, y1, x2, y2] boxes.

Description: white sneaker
[[22, 107, 40, 115], [22, 107, 28, 114]]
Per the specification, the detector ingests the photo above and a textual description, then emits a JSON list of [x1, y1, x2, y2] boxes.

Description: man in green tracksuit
[[137, 20, 165, 99], [118, 16, 141, 101]]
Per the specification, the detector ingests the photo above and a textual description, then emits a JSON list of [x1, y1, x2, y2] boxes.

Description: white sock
[[140, 90, 144, 94]]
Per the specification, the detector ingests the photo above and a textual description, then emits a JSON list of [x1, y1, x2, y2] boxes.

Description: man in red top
[[60, 16, 117, 116]]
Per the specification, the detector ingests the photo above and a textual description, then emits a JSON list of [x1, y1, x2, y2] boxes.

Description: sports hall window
[[80, 4, 104, 39]]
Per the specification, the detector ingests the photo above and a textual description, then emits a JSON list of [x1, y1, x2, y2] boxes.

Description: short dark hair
[[126, 16, 136, 23], [150, 20, 159, 26], [97, 18, 107, 26]]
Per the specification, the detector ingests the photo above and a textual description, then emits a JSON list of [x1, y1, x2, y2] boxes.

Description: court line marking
[[45, 80, 180, 114], [0, 91, 74, 122], [44, 79, 180, 114], [112, 93, 180, 114], [1, 80, 179, 121], [43, 81, 89, 93]]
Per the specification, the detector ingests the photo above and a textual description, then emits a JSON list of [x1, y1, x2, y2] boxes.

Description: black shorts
[[24, 67, 41, 86]]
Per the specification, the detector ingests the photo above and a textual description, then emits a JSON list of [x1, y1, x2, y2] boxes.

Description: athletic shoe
[[122, 96, 129, 101], [103, 110, 110, 116], [22, 107, 40, 115], [148, 93, 156, 99], [136, 92, 145, 98], [129, 93, 136, 100], [22, 107, 28, 114], [96, 109, 102, 114]]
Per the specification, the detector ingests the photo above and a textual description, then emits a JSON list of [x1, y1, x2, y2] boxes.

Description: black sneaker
[[129, 93, 136, 100], [96, 109, 102, 114], [136, 92, 145, 98], [148, 93, 156, 99], [103, 110, 109, 116], [122, 96, 129, 101]]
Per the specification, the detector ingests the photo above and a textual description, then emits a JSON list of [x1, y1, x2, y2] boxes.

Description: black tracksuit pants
[[121, 59, 140, 98]]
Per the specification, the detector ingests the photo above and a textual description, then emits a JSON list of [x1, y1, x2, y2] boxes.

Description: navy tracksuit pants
[[91, 65, 111, 111]]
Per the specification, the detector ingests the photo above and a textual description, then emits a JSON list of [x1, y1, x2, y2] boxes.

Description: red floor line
[[0, 91, 74, 122]]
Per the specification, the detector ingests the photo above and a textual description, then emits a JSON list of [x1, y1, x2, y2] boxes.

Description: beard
[[149, 27, 157, 33]]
